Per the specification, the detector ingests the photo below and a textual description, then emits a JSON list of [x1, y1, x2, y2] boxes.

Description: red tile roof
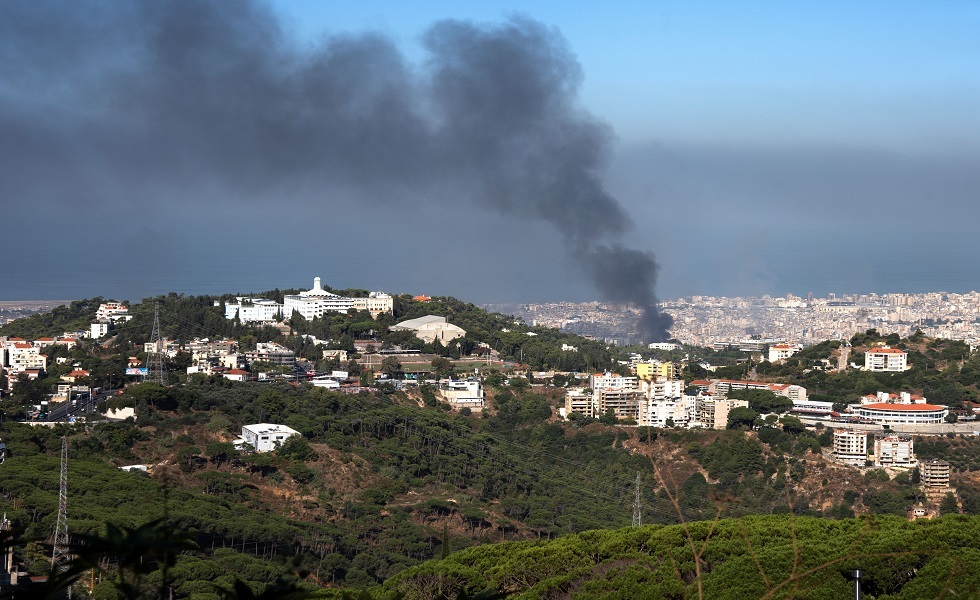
[[861, 403, 946, 411], [868, 347, 905, 354]]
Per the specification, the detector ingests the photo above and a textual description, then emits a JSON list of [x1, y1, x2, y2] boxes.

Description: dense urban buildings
[[489, 291, 980, 347]]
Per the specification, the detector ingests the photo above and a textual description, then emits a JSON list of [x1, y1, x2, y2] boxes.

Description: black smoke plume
[[0, 0, 673, 341]]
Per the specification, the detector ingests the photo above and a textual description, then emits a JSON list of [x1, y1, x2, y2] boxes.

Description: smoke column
[[0, 0, 673, 341]]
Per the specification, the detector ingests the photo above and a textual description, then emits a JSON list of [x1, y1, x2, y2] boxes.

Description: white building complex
[[224, 298, 283, 323], [222, 277, 393, 323], [851, 391, 948, 425], [237, 423, 300, 453]]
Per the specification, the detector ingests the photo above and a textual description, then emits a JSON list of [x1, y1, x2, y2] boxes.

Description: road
[[798, 415, 980, 437], [838, 344, 850, 371], [44, 392, 107, 423]]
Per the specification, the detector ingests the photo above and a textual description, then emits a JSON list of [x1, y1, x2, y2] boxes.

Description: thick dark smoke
[[0, 0, 673, 341]]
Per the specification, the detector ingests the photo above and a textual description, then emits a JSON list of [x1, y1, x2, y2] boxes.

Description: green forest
[[4, 375, 980, 598], [386, 514, 980, 599]]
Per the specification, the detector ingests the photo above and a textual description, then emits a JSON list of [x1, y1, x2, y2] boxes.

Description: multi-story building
[[640, 395, 695, 428], [921, 459, 951, 488], [710, 379, 807, 404], [874, 434, 916, 468], [4, 341, 47, 373], [865, 346, 909, 372], [223, 298, 284, 323], [641, 378, 685, 400], [853, 396, 948, 425], [439, 380, 484, 411], [636, 361, 675, 381], [694, 396, 749, 430], [768, 344, 801, 363], [245, 342, 296, 367], [590, 373, 638, 391], [91, 321, 110, 339], [597, 388, 643, 421], [834, 430, 868, 466], [96, 302, 130, 321], [351, 292, 394, 318], [237, 423, 300, 453], [223, 277, 392, 323], [564, 388, 596, 419]]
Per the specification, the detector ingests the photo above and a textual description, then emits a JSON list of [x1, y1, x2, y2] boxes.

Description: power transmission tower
[[146, 302, 165, 385], [52, 437, 71, 598], [632, 472, 642, 527]]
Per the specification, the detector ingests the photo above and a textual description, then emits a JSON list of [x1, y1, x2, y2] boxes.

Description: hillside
[[5, 376, 980, 597], [384, 514, 980, 599], [5, 297, 980, 597]]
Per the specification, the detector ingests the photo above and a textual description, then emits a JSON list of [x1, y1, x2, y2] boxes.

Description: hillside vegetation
[[385, 514, 980, 599]]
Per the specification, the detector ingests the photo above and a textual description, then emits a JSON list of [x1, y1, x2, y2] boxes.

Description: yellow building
[[636, 361, 675, 381]]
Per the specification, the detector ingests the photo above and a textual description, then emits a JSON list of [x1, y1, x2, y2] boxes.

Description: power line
[[51, 437, 71, 598], [146, 302, 165, 385], [632, 472, 642, 527]]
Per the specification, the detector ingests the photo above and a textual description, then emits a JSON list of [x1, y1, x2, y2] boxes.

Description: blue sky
[[2, 1, 979, 303], [272, 1, 980, 149]]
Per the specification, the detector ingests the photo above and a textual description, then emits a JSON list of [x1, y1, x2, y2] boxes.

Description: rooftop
[[860, 403, 946, 412]]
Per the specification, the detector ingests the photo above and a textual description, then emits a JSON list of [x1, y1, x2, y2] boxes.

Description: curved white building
[[855, 402, 948, 425]]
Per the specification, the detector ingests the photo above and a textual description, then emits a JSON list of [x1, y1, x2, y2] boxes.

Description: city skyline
[[2, 1, 978, 303]]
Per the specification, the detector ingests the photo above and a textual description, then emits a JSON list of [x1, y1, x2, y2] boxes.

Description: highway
[[43, 392, 107, 423]]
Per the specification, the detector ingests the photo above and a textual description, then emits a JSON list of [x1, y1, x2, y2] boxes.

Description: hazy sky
[[3, 1, 978, 304]]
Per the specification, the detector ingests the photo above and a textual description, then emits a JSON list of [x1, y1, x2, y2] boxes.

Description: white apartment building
[[834, 430, 868, 466], [4, 342, 47, 372], [641, 378, 685, 400], [91, 321, 110, 339], [237, 423, 300, 453], [768, 344, 801, 363], [590, 373, 639, 391], [865, 346, 909, 372], [640, 395, 696, 428], [439, 380, 484, 411], [96, 302, 130, 321], [874, 434, 916, 468], [648, 342, 680, 351]]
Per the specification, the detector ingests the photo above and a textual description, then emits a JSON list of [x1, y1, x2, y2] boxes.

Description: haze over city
[[2, 1, 978, 304]]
